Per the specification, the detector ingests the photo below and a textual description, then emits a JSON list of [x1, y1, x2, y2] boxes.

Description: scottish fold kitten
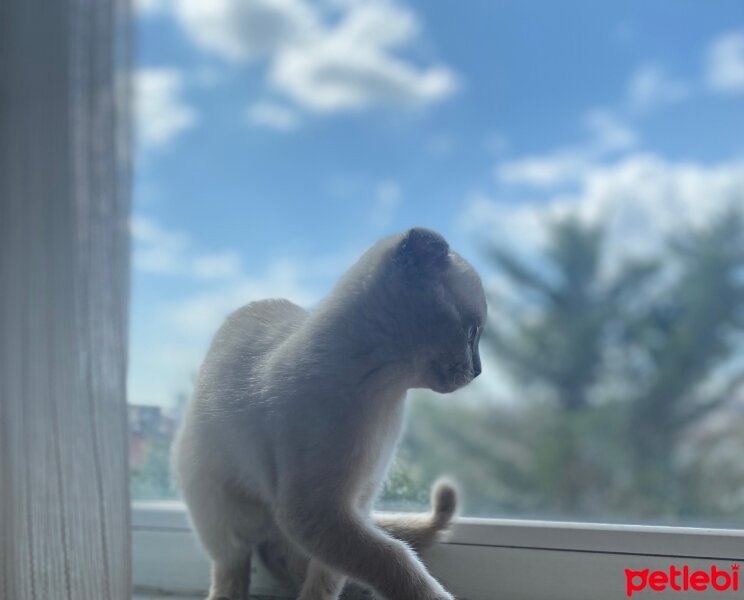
[[174, 228, 487, 600]]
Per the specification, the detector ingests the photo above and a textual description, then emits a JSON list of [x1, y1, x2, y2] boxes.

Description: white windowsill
[[133, 501, 744, 600]]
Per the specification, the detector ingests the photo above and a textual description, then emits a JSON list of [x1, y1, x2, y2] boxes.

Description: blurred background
[[129, 0, 744, 526]]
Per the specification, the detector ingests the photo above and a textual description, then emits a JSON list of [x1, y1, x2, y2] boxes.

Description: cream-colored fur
[[258, 480, 458, 597], [173, 228, 486, 600]]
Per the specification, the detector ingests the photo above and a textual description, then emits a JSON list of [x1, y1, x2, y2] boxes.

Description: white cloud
[[371, 179, 402, 227], [626, 63, 689, 113], [162, 0, 457, 114], [246, 101, 301, 131], [497, 149, 592, 189], [465, 153, 744, 267], [584, 109, 638, 152], [268, 3, 458, 112], [496, 109, 638, 189], [130, 214, 190, 274], [172, 0, 318, 62], [192, 252, 243, 280], [131, 215, 242, 280], [461, 193, 569, 253], [134, 68, 197, 148], [706, 31, 744, 94], [566, 155, 743, 260]]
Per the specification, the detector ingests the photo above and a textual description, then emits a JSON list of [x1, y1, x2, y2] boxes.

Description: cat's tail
[[374, 478, 459, 552]]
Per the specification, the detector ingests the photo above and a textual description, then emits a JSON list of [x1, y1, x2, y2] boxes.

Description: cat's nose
[[473, 364, 481, 378]]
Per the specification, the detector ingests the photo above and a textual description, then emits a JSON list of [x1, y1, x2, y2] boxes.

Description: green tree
[[621, 208, 744, 517], [482, 217, 657, 513], [486, 217, 657, 411], [390, 208, 744, 524]]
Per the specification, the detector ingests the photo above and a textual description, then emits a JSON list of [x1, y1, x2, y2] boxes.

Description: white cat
[[174, 228, 487, 600]]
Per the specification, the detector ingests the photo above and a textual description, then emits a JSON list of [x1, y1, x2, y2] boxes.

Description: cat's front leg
[[298, 559, 346, 600], [277, 500, 453, 600]]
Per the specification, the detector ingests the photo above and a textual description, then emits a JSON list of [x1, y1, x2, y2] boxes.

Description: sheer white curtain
[[0, 0, 132, 598]]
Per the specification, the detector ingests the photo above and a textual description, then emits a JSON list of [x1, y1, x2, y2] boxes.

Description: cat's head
[[388, 227, 487, 394]]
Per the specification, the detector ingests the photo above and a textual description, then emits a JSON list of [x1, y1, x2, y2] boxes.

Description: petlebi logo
[[625, 564, 740, 597]]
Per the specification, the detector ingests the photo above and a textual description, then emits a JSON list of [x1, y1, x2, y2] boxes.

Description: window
[[129, 2, 744, 595]]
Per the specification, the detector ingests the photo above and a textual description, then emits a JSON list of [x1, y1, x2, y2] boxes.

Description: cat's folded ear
[[394, 227, 450, 272]]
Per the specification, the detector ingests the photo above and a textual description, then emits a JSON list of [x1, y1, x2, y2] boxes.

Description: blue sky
[[129, 0, 744, 408]]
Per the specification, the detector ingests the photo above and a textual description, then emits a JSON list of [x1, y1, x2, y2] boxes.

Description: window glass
[[130, 0, 744, 525]]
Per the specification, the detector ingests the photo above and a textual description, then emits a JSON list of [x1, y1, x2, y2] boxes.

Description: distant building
[[128, 404, 177, 468]]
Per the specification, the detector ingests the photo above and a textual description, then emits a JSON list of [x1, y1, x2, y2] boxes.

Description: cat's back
[[195, 299, 308, 406], [222, 299, 308, 357]]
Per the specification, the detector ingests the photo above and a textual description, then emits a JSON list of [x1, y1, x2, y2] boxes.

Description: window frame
[[132, 501, 744, 599]]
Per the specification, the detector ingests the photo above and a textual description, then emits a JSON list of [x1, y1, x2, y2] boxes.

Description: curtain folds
[[0, 0, 132, 598]]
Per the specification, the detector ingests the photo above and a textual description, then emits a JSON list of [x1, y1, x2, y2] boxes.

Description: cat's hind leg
[[209, 552, 252, 600], [182, 485, 255, 600], [180, 473, 270, 600]]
